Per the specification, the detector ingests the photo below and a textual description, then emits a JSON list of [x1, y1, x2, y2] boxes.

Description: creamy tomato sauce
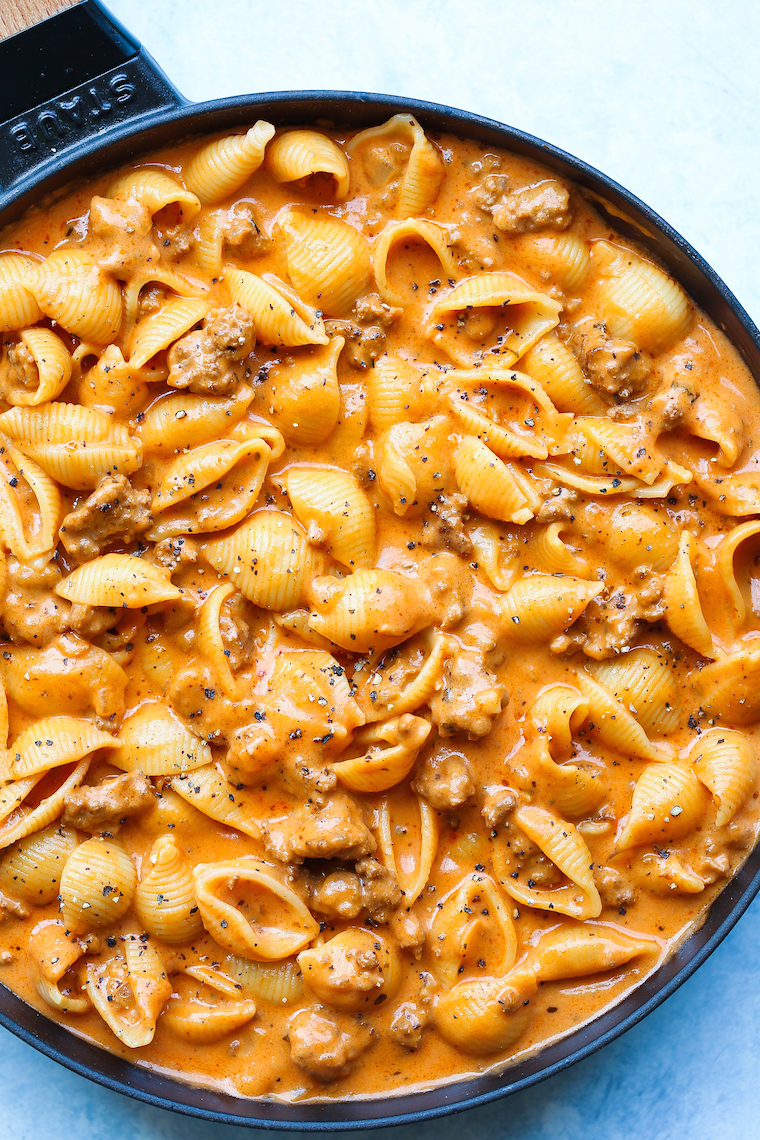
[[0, 118, 758, 1103]]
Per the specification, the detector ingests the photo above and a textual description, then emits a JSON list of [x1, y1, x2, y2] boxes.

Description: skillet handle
[[0, 0, 185, 204]]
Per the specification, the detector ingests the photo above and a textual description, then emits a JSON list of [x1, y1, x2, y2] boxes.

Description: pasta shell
[[433, 971, 536, 1056], [660, 528, 715, 656], [714, 518, 760, 632], [193, 856, 320, 960], [147, 436, 272, 540], [530, 522, 590, 578], [196, 583, 238, 696], [689, 727, 758, 827], [616, 762, 709, 850], [0, 252, 42, 332], [500, 574, 603, 642], [520, 331, 607, 414], [128, 296, 210, 369], [33, 249, 122, 343], [517, 232, 591, 292], [108, 168, 201, 219], [0, 632, 127, 722], [0, 403, 142, 489], [468, 522, 518, 592], [298, 928, 400, 1011], [590, 649, 680, 736], [570, 417, 662, 485], [375, 793, 438, 906], [347, 114, 445, 218], [226, 268, 328, 347], [86, 936, 171, 1048], [634, 850, 705, 895], [122, 266, 209, 340], [692, 648, 760, 725], [161, 997, 257, 1043], [260, 336, 342, 445], [447, 393, 547, 461], [591, 240, 692, 354], [134, 834, 204, 944], [533, 459, 691, 500], [224, 954, 304, 1004], [183, 122, 276, 205], [266, 130, 350, 199], [37, 975, 90, 1015], [278, 209, 370, 317], [285, 466, 376, 569], [373, 219, 458, 306], [203, 510, 316, 611], [111, 702, 211, 775], [56, 553, 181, 608], [531, 684, 589, 753], [492, 804, 602, 919], [454, 436, 540, 525], [524, 922, 657, 981], [135, 384, 254, 454], [366, 354, 430, 431], [575, 670, 661, 762], [430, 872, 517, 988], [0, 435, 62, 560], [0, 672, 8, 750], [308, 568, 431, 653], [0, 824, 77, 905], [0, 758, 90, 851], [333, 714, 431, 793], [534, 737, 606, 819], [359, 631, 455, 722], [10, 716, 118, 780], [0, 328, 72, 406], [59, 836, 136, 934], [427, 272, 561, 368], [170, 764, 262, 839], [597, 502, 679, 574]]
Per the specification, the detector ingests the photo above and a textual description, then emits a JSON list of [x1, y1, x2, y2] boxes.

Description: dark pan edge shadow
[[1, 86, 760, 1131]]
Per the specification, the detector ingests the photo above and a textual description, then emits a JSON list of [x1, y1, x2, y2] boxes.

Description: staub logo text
[[9, 73, 135, 152]]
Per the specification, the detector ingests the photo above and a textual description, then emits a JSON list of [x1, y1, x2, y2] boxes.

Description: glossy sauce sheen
[[0, 118, 758, 1103]]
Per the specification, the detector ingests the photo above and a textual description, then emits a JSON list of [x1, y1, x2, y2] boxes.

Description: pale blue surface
[[2, 2, 760, 1137]]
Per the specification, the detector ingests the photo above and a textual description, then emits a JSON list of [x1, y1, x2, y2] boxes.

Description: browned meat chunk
[[596, 865, 637, 910], [429, 649, 504, 739], [420, 492, 472, 557], [288, 1008, 374, 1081], [492, 181, 572, 233], [0, 338, 36, 398], [355, 857, 402, 922], [554, 581, 664, 660], [59, 475, 152, 562], [352, 293, 402, 328], [0, 557, 69, 646], [389, 1001, 429, 1050], [153, 536, 198, 570], [69, 603, 119, 640], [61, 771, 154, 831], [536, 487, 580, 524], [263, 794, 376, 863], [219, 590, 255, 672], [481, 785, 519, 829], [308, 870, 363, 918], [0, 889, 30, 920], [167, 303, 255, 395], [324, 319, 386, 369], [569, 323, 652, 400], [471, 171, 511, 212], [223, 202, 271, 258], [411, 746, 475, 810]]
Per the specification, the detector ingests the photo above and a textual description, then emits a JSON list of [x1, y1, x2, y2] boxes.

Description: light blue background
[[2, 2, 759, 1137]]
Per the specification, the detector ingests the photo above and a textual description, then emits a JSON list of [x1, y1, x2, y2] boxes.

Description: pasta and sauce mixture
[[0, 116, 758, 1101]]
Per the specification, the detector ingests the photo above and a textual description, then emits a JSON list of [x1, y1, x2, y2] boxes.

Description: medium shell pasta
[[0, 825, 77, 905], [0, 436, 62, 560], [56, 553, 181, 608], [376, 793, 438, 907], [86, 936, 170, 1048], [183, 122, 276, 205], [226, 268, 328, 347], [308, 568, 430, 653], [284, 466, 376, 569], [277, 210, 370, 316], [203, 510, 316, 610], [134, 835, 203, 944], [0, 328, 72, 406], [0, 759, 89, 851], [524, 922, 657, 982], [260, 337, 342, 445], [433, 974, 535, 1056], [108, 168, 201, 218], [10, 716, 118, 779], [616, 762, 709, 850], [373, 219, 458, 306], [266, 129, 350, 199], [59, 837, 136, 934], [111, 702, 212, 775], [135, 384, 254, 453], [454, 436, 540, 525], [0, 403, 142, 489], [193, 856, 320, 960], [169, 765, 262, 839], [128, 297, 210, 369], [590, 649, 680, 736], [426, 272, 561, 367], [366, 354, 429, 431], [517, 232, 591, 292], [575, 670, 661, 762], [347, 114, 445, 218], [499, 574, 603, 642], [33, 249, 122, 343], [591, 240, 693, 354], [332, 713, 431, 793], [689, 728, 758, 827], [0, 252, 42, 331], [224, 955, 304, 1005], [161, 998, 257, 1043], [520, 331, 607, 414]]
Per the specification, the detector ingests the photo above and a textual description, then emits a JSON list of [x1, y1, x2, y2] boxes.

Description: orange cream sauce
[[0, 121, 758, 1103]]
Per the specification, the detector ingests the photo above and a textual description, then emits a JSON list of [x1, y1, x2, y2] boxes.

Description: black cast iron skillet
[[0, 1, 759, 1130]]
